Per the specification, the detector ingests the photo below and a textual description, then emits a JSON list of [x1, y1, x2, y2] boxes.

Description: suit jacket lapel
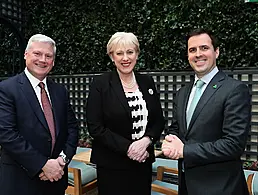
[[19, 72, 49, 131], [110, 71, 132, 120], [135, 73, 151, 114], [183, 82, 194, 134], [186, 71, 225, 135]]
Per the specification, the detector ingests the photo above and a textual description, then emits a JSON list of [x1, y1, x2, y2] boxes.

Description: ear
[[109, 54, 114, 62], [24, 52, 27, 60], [215, 47, 219, 59]]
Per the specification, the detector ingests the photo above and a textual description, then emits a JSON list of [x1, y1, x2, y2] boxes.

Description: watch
[[59, 153, 69, 164], [149, 136, 153, 145]]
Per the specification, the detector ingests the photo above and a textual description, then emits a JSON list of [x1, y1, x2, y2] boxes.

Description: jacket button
[[48, 138, 51, 142]]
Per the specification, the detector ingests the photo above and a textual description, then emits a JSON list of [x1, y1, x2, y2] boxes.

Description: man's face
[[24, 41, 55, 81], [188, 33, 219, 78]]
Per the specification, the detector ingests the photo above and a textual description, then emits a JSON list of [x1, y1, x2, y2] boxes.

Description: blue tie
[[187, 80, 205, 128]]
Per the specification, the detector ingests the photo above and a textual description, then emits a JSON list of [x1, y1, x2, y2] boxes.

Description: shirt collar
[[194, 66, 219, 85], [24, 68, 47, 89]]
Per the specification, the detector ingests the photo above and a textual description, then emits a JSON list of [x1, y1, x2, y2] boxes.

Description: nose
[[196, 48, 202, 57], [39, 55, 47, 62], [122, 54, 129, 60]]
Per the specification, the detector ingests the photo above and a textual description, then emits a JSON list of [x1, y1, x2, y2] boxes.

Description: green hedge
[[25, 0, 258, 73]]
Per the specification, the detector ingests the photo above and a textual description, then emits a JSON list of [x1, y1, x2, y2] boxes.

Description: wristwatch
[[59, 152, 69, 164]]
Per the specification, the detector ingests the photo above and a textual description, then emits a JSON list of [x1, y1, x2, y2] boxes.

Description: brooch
[[148, 88, 153, 95]]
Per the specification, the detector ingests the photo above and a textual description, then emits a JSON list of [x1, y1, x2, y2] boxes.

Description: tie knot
[[39, 82, 45, 89], [196, 80, 205, 88]]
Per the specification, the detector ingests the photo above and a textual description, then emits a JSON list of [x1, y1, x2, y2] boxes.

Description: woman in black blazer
[[86, 32, 165, 195]]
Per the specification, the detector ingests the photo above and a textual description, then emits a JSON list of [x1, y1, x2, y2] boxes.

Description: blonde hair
[[107, 32, 140, 58]]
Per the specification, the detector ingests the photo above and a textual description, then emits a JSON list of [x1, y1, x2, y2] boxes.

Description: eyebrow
[[188, 45, 209, 49], [115, 49, 135, 52]]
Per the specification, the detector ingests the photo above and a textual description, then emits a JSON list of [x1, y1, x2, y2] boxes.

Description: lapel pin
[[148, 89, 153, 95], [213, 85, 217, 89]]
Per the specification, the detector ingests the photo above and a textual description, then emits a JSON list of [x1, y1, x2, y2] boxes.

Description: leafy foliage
[[24, 0, 258, 73]]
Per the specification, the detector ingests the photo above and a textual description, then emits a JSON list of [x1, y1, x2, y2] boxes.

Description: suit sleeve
[[0, 84, 48, 178], [86, 78, 132, 155], [184, 83, 251, 167], [143, 76, 165, 143]]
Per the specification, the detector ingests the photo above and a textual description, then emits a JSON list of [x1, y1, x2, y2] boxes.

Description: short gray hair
[[25, 34, 56, 55]]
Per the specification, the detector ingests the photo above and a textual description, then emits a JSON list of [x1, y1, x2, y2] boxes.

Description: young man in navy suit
[[162, 29, 251, 195], [0, 34, 79, 195]]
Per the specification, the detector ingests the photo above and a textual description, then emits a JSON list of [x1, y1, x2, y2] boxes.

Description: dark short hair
[[186, 28, 218, 50]]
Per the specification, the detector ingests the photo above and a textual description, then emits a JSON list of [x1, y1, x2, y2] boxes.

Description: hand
[[127, 137, 151, 162], [162, 140, 180, 159], [161, 135, 184, 159], [138, 150, 149, 163], [57, 156, 66, 169], [39, 172, 48, 181], [40, 159, 64, 182], [40, 157, 65, 181], [165, 134, 174, 142]]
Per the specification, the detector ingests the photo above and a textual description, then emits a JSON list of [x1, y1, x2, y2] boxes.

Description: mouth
[[195, 59, 206, 66], [35, 63, 48, 68], [121, 62, 131, 67]]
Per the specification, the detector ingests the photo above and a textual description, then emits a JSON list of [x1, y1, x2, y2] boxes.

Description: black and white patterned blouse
[[125, 89, 149, 140]]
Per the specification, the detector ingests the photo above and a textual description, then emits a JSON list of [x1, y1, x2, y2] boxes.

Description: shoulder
[[47, 77, 66, 88], [0, 74, 20, 86], [93, 72, 111, 82], [135, 72, 155, 84], [91, 72, 112, 86], [0, 74, 22, 93], [136, 72, 152, 79], [88, 72, 114, 92], [46, 78, 69, 97], [223, 74, 247, 89]]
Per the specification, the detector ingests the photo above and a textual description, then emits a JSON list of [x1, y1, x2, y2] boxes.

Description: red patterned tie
[[39, 82, 56, 152]]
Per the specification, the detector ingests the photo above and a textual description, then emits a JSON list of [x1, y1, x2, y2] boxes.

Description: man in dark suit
[[0, 34, 79, 195], [162, 28, 251, 195]]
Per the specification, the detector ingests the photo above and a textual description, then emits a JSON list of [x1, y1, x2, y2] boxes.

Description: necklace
[[120, 72, 137, 89]]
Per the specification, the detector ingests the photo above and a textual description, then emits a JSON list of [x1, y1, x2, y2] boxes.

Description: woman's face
[[111, 45, 138, 75]]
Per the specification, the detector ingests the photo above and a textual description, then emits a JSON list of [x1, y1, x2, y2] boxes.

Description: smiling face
[[188, 33, 219, 78], [24, 41, 55, 81], [111, 45, 138, 75]]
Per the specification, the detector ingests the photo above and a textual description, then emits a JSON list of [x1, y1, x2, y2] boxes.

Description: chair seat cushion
[[68, 160, 97, 186], [252, 172, 258, 195], [152, 180, 178, 191], [152, 158, 178, 173], [244, 169, 256, 180], [76, 147, 91, 154]]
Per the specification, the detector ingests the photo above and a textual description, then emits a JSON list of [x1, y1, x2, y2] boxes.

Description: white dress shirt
[[24, 68, 52, 109]]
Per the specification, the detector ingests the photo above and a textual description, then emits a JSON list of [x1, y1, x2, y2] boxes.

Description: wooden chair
[[247, 173, 254, 195], [152, 166, 256, 195], [244, 169, 258, 195], [65, 161, 97, 195], [151, 166, 178, 195]]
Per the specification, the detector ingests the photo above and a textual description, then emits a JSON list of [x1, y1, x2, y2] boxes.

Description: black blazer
[[86, 71, 165, 169], [0, 72, 79, 195], [168, 71, 251, 195]]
